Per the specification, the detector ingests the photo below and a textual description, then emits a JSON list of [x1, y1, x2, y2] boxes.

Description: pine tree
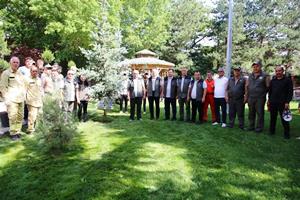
[[81, 10, 128, 117]]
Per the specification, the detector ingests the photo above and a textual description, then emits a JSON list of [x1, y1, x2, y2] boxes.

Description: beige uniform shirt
[[42, 74, 54, 94], [0, 68, 28, 104], [63, 78, 76, 102], [26, 76, 43, 107]]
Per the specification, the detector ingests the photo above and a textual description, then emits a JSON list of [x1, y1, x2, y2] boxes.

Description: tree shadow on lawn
[[0, 110, 299, 199]]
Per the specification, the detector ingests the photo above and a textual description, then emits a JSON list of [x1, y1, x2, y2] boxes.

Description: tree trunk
[[103, 109, 107, 117]]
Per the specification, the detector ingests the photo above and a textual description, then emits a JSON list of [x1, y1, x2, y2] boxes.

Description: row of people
[[126, 61, 294, 139], [0, 56, 90, 140]]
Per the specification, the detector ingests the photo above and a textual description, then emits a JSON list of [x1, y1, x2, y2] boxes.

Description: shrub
[[35, 96, 78, 154], [41, 49, 55, 64]]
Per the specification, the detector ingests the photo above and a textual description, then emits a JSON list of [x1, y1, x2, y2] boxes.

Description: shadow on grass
[[0, 108, 300, 199]]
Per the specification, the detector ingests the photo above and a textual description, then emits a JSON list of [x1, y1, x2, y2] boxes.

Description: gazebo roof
[[119, 57, 175, 68], [135, 49, 157, 57]]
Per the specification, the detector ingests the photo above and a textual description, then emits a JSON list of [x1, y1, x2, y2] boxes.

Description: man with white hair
[[0, 56, 28, 140], [128, 70, 146, 121]]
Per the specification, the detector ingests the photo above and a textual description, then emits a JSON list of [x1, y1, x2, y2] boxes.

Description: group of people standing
[[122, 60, 294, 139], [0, 56, 90, 141]]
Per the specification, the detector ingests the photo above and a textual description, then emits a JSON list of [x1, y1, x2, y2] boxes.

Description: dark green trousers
[[248, 97, 266, 131]]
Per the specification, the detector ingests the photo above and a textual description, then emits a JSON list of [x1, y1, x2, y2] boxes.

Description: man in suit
[[147, 69, 163, 120], [187, 71, 207, 124], [177, 67, 191, 122], [163, 69, 177, 120], [128, 70, 146, 121]]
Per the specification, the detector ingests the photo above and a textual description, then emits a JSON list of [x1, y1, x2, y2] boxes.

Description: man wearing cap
[[203, 71, 216, 123], [163, 68, 177, 120], [0, 56, 28, 140], [213, 67, 228, 128], [226, 66, 248, 129], [26, 66, 43, 134], [268, 66, 293, 139], [187, 71, 207, 124], [247, 60, 270, 133], [177, 67, 191, 121], [147, 69, 163, 120], [128, 70, 146, 121]]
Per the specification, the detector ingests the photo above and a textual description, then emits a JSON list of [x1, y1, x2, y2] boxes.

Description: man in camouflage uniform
[[26, 66, 43, 134], [0, 56, 28, 140]]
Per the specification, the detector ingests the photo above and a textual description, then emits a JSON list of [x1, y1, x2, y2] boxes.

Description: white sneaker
[[212, 122, 219, 126], [221, 123, 226, 128]]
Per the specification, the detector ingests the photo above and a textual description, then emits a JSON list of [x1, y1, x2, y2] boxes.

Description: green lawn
[[0, 102, 300, 200]]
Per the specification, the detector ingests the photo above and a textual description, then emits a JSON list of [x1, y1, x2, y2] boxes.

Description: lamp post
[[225, 0, 234, 78]]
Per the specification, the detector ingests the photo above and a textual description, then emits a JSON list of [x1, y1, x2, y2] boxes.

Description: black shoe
[[284, 135, 290, 139], [239, 127, 246, 131], [227, 124, 234, 128], [10, 134, 20, 141], [171, 118, 176, 121], [255, 129, 263, 133]]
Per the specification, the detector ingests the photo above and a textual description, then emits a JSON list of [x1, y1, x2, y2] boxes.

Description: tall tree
[[81, 12, 128, 116], [120, 0, 171, 56], [160, 0, 210, 71]]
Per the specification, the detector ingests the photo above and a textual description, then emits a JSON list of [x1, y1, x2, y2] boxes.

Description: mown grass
[[0, 102, 299, 200]]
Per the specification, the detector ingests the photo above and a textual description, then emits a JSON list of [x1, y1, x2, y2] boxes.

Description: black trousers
[[248, 97, 265, 131], [270, 102, 290, 137], [214, 98, 227, 124], [0, 112, 9, 127], [143, 98, 147, 113], [130, 97, 142, 120], [148, 93, 160, 119], [191, 99, 203, 123], [119, 95, 128, 112], [24, 104, 28, 121], [178, 97, 190, 121], [78, 101, 88, 121], [228, 99, 245, 128], [164, 98, 176, 120]]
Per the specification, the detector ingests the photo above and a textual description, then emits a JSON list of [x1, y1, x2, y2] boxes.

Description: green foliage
[[210, 0, 300, 73], [119, 0, 171, 56], [67, 60, 76, 68], [0, 59, 9, 70], [41, 49, 55, 64], [160, 0, 210, 71], [0, 16, 9, 70], [0, 102, 300, 199], [35, 97, 78, 153], [81, 15, 128, 100]]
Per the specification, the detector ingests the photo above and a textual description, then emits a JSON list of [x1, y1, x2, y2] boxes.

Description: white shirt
[[133, 79, 138, 97], [180, 77, 185, 91], [166, 77, 173, 98], [152, 78, 156, 91], [189, 80, 207, 99], [214, 76, 228, 98]]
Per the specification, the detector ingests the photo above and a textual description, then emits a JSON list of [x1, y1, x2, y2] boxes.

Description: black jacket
[[269, 76, 293, 104]]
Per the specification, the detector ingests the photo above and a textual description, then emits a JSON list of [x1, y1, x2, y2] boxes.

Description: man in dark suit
[[177, 67, 191, 122], [163, 69, 177, 120]]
